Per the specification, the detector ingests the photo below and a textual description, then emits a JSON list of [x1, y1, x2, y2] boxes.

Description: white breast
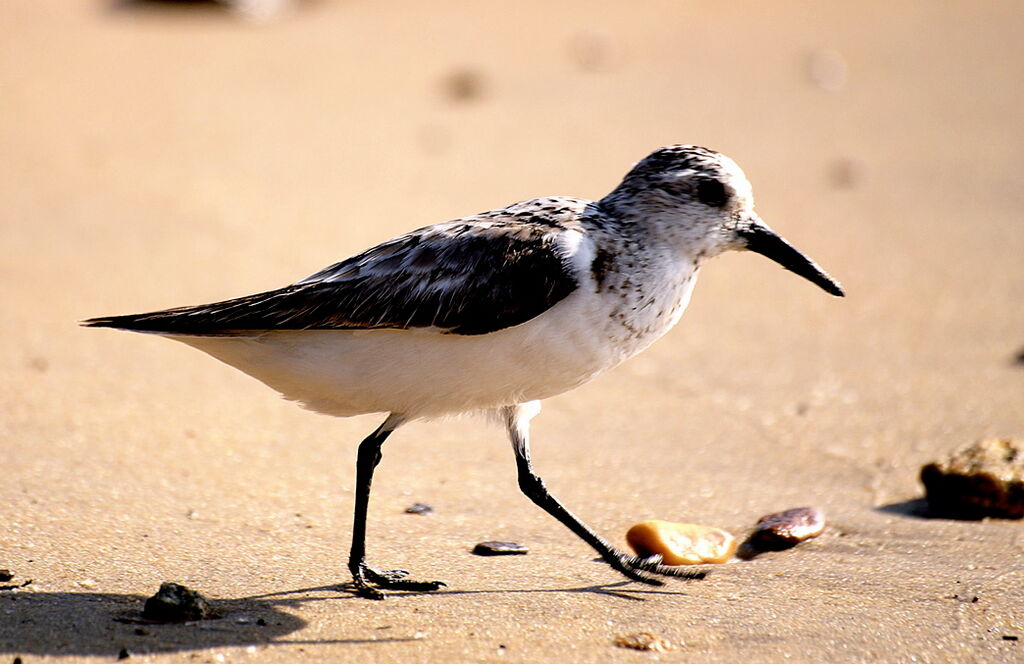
[[171, 269, 693, 420], [172, 230, 698, 419]]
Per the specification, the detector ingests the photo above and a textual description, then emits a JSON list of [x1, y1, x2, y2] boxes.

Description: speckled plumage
[[85, 145, 844, 595], [84, 146, 761, 343], [87, 200, 589, 337]]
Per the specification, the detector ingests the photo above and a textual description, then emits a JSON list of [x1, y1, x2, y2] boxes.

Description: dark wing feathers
[[83, 221, 579, 336]]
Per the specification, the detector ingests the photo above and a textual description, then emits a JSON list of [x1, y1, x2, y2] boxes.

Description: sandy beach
[[2, 1, 1022, 661]]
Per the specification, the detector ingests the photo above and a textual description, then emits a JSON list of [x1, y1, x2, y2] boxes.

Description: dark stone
[[142, 582, 212, 622], [921, 439, 1024, 519], [404, 503, 434, 515]]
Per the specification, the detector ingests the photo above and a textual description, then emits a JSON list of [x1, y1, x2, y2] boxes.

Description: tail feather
[[80, 308, 248, 336]]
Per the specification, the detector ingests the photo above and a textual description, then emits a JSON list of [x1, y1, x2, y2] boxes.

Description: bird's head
[[601, 145, 844, 297]]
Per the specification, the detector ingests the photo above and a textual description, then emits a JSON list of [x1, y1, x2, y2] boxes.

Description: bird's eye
[[695, 179, 728, 207]]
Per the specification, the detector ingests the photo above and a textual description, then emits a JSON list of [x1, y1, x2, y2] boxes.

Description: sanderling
[[85, 145, 844, 598]]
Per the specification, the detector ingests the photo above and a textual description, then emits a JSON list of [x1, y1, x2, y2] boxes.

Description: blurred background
[[4, 0, 1021, 459], [1, 1, 1022, 659]]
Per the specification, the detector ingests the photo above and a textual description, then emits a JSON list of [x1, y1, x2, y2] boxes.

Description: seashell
[[750, 507, 826, 550]]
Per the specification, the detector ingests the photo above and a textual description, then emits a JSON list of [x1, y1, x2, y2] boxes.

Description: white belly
[[172, 276, 696, 419]]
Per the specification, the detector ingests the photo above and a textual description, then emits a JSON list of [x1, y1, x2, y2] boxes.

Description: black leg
[[347, 414, 445, 599], [503, 403, 706, 586]]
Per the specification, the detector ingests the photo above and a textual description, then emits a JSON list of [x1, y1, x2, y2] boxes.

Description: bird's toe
[[350, 562, 446, 598], [606, 551, 707, 583]]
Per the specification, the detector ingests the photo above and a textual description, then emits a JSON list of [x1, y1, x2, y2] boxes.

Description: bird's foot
[[350, 563, 446, 600], [602, 551, 707, 586]]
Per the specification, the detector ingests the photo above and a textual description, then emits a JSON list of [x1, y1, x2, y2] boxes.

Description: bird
[[84, 145, 844, 599]]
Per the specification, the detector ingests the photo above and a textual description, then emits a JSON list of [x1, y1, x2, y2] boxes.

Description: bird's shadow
[[0, 579, 687, 656], [249, 579, 693, 605], [0, 589, 301, 658], [875, 498, 935, 519], [875, 497, 1004, 521]]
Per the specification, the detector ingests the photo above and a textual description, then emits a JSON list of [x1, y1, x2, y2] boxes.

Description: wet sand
[[2, 1, 1022, 661]]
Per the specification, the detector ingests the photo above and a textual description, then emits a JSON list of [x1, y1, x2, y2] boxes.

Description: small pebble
[[472, 541, 528, 556], [78, 578, 98, 589], [404, 503, 434, 515], [749, 507, 826, 551], [920, 438, 1023, 519], [0, 570, 13, 582], [625, 521, 736, 565], [142, 582, 213, 622], [133, 627, 151, 636], [613, 632, 677, 652], [117, 648, 130, 660]]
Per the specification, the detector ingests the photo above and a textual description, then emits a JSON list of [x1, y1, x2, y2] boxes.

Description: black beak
[[738, 220, 845, 297]]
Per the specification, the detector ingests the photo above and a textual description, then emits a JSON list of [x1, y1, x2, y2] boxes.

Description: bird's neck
[[597, 203, 722, 270]]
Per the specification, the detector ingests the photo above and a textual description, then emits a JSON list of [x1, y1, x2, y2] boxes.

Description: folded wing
[[83, 220, 580, 337]]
